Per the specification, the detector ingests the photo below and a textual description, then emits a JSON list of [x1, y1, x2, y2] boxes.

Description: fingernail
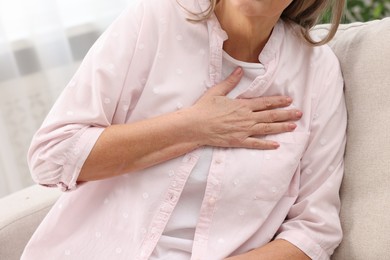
[[296, 111, 303, 118], [289, 123, 297, 130], [286, 97, 293, 104], [233, 67, 242, 76], [272, 142, 280, 149]]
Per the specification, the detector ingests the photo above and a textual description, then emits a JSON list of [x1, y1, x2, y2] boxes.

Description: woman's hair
[[282, 0, 345, 45], [182, 0, 345, 46]]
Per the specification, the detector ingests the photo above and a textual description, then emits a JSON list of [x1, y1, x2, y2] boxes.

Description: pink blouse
[[22, 0, 347, 259]]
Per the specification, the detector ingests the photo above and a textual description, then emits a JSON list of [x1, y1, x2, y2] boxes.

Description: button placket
[[138, 151, 200, 259], [192, 150, 226, 257]]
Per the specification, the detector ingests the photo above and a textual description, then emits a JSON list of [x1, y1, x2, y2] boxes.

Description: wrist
[[173, 107, 207, 148]]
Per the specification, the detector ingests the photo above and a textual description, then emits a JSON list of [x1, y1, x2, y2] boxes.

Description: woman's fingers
[[240, 138, 280, 150], [242, 96, 293, 111], [250, 122, 297, 136], [252, 109, 303, 123], [190, 67, 304, 150], [205, 67, 243, 96]]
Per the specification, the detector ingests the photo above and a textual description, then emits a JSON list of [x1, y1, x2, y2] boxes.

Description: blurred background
[[0, 0, 389, 198]]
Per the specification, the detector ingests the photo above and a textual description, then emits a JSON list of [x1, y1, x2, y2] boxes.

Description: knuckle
[[262, 98, 273, 109], [261, 123, 272, 134], [268, 111, 278, 122]]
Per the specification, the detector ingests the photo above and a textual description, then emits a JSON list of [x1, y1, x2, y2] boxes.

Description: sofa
[[1, 18, 389, 260]]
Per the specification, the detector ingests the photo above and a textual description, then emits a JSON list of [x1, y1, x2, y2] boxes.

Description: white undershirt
[[150, 52, 265, 259]]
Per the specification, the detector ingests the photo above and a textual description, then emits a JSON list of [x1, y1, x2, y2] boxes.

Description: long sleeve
[[27, 2, 144, 191], [275, 57, 347, 259]]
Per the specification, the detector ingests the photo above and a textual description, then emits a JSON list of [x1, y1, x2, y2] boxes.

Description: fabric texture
[[22, 0, 346, 259], [313, 18, 390, 260]]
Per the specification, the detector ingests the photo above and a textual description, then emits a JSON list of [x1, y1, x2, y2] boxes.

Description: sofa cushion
[[0, 185, 61, 260], [313, 18, 390, 259]]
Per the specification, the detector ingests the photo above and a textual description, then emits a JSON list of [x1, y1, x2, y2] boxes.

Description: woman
[[22, 0, 346, 259]]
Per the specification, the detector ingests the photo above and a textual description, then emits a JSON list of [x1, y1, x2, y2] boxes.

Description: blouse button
[[208, 197, 216, 205], [168, 192, 177, 202], [258, 79, 267, 88]]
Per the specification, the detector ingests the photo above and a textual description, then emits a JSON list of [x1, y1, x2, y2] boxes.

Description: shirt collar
[[197, 0, 284, 86]]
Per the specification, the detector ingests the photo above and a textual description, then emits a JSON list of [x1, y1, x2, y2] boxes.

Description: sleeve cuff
[[60, 127, 105, 191], [275, 230, 330, 260]]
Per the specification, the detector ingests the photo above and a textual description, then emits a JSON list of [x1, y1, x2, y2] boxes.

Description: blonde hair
[[282, 0, 345, 45], [181, 0, 345, 46]]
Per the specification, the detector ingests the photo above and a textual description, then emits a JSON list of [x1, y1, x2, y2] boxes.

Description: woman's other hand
[[185, 67, 302, 150]]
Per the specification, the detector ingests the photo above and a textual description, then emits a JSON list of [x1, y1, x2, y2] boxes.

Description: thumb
[[206, 67, 243, 96]]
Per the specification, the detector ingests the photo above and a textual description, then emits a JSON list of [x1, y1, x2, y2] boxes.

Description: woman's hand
[[79, 68, 302, 181], [185, 67, 302, 150]]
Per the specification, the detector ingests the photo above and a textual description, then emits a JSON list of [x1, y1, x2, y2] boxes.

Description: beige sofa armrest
[[313, 18, 390, 259], [0, 185, 61, 260]]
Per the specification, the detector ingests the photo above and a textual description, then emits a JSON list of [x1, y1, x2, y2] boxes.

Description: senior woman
[[22, 0, 346, 259]]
